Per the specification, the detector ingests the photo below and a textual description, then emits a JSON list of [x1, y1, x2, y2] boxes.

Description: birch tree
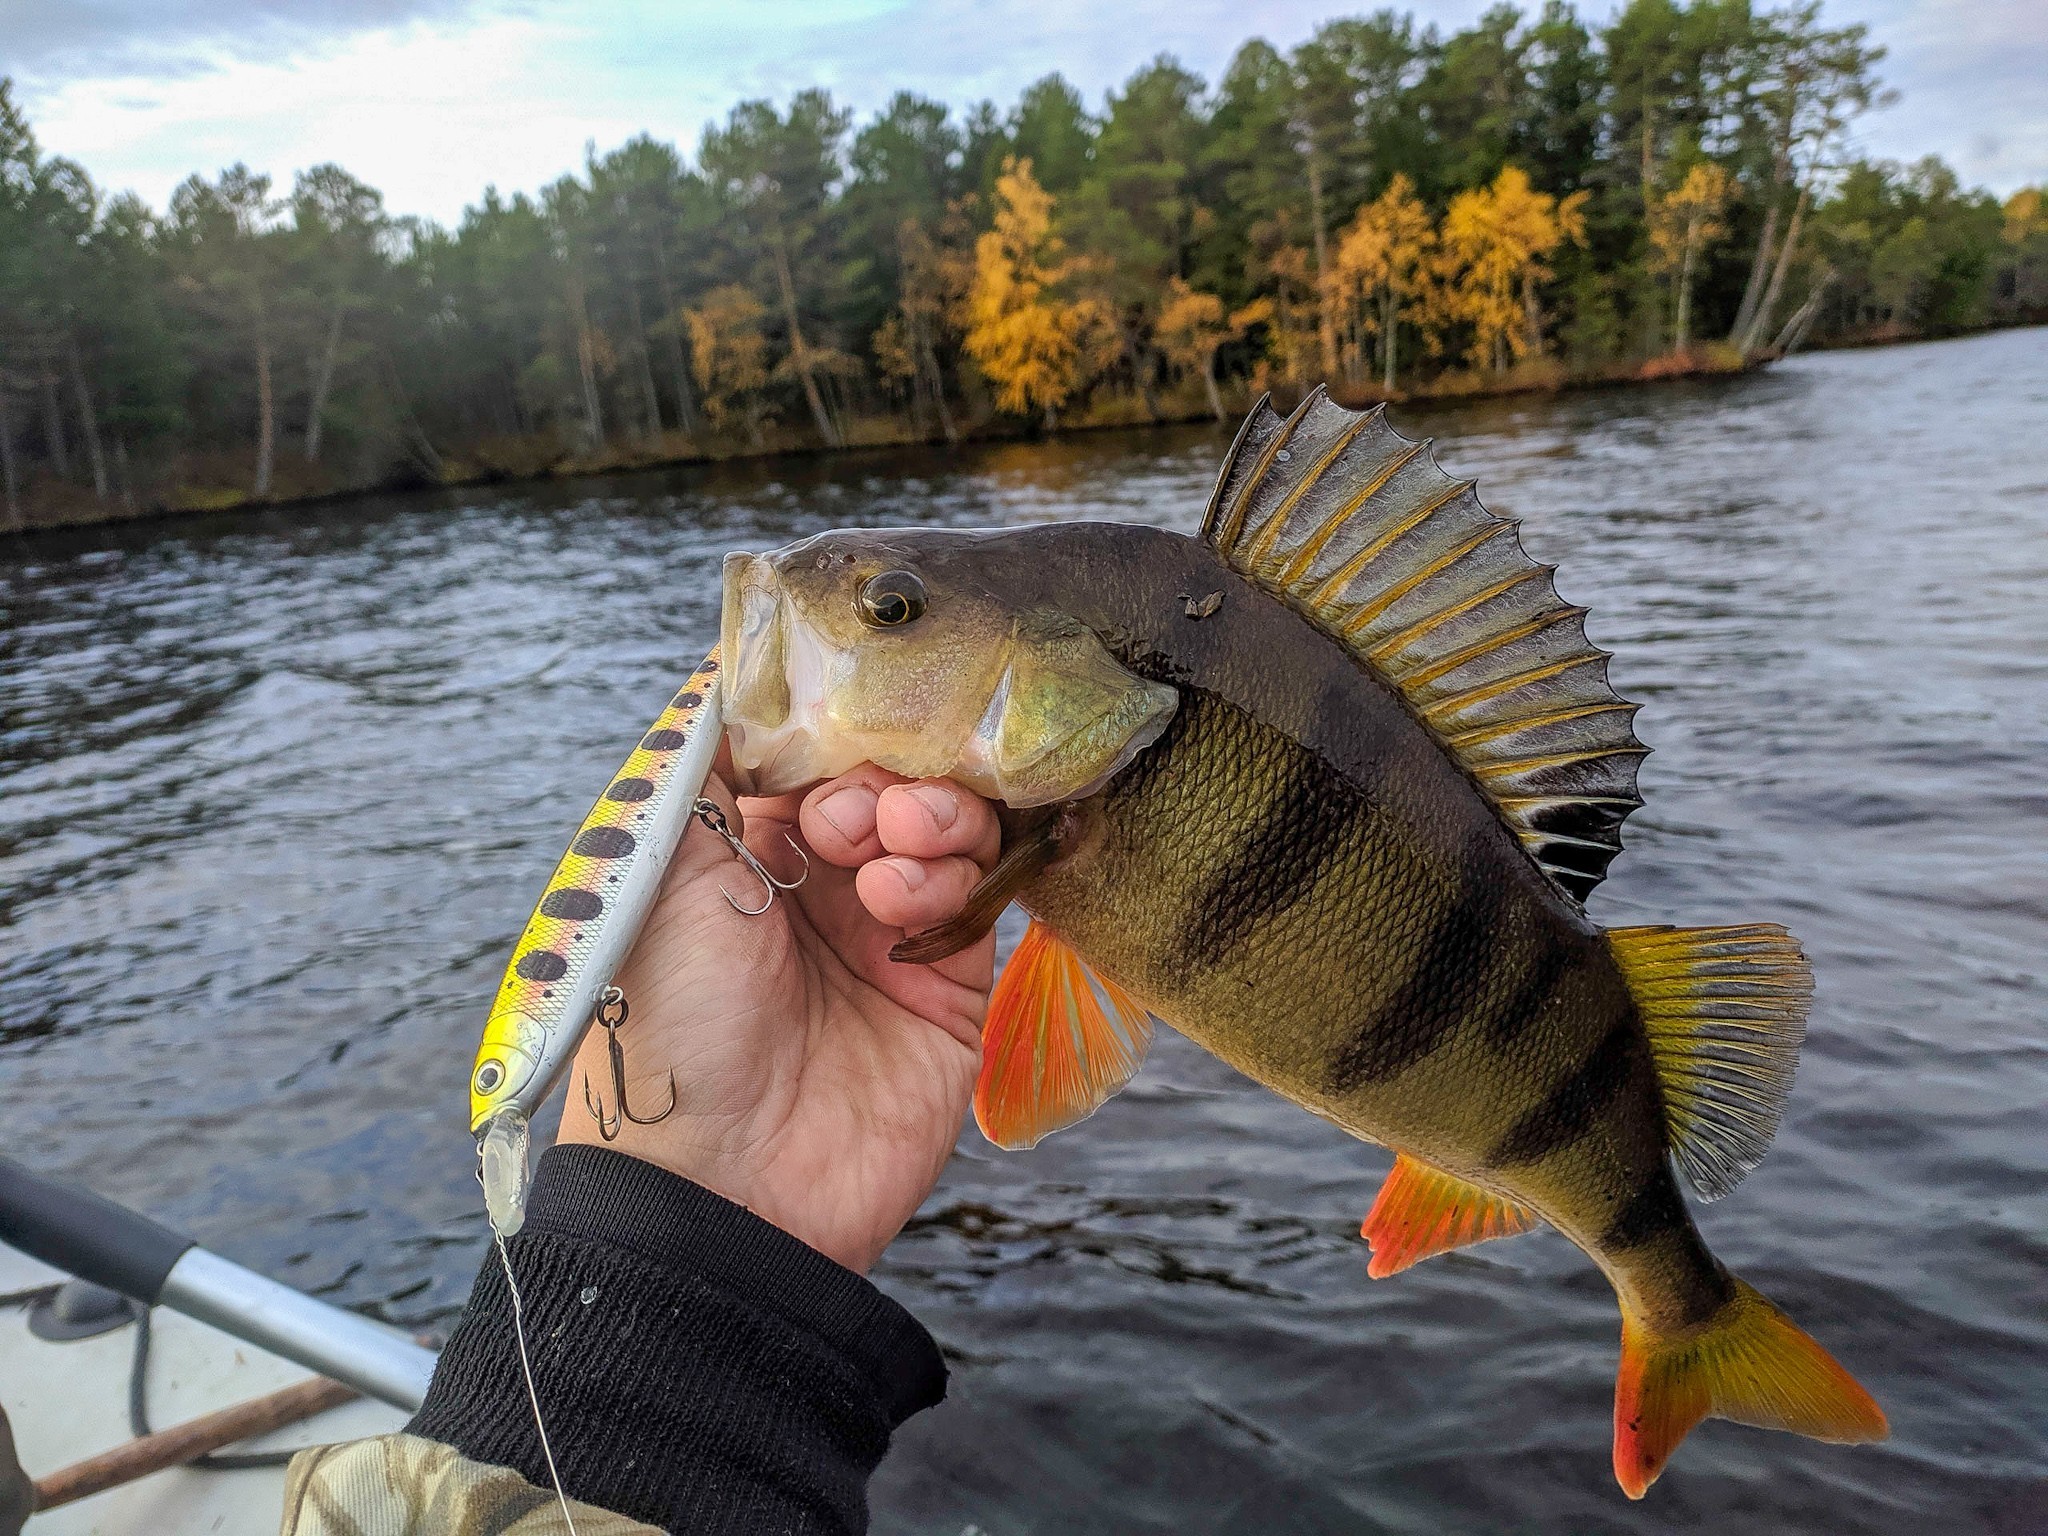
[[1648, 161, 1733, 350]]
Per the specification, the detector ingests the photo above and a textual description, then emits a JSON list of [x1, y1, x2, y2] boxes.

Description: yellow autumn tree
[[1250, 235, 1324, 388], [2003, 186, 2044, 244], [686, 284, 771, 444], [1436, 165, 1588, 374], [1649, 163, 1734, 352], [1328, 173, 1438, 391], [1154, 278, 1271, 420], [964, 158, 1098, 427]]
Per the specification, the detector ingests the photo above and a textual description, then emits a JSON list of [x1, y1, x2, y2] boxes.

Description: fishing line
[[493, 1230, 579, 1536]]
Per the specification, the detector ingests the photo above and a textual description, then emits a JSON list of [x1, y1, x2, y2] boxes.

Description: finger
[[874, 780, 1002, 869], [854, 853, 986, 931], [795, 764, 912, 868]]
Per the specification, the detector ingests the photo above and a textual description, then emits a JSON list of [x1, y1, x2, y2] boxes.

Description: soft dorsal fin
[[1202, 389, 1647, 901], [1609, 923, 1812, 1199], [1360, 1151, 1539, 1278], [975, 918, 1154, 1150]]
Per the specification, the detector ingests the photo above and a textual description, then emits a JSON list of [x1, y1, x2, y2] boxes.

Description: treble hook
[[582, 987, 675, 1141], [692, 797, 809, 915]]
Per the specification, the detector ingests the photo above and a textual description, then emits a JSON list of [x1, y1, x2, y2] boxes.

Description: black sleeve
[[407, 1144, 947, 1534]]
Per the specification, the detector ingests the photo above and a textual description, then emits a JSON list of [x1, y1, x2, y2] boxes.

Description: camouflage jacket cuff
[[406, 1144, 945, 1533]]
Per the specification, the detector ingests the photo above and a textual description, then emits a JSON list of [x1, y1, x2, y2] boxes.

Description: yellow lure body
[[469, 648, 724, 1135]]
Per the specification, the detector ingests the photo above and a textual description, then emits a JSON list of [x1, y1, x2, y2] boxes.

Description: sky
[[7, 0, 2044, 225]]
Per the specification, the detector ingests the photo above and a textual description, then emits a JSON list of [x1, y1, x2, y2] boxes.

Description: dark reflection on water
[[3, 329, 2044, 1531]]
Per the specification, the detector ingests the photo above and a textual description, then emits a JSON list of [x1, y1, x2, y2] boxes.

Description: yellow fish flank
[[719, 391, 1886, 1497]]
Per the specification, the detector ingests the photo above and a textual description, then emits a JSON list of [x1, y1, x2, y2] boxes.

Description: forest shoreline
[[0, 343, 1782, 536], [14, 321, 2039, 538]]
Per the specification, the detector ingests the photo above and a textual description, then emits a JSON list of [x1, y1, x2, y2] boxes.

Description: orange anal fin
[[974, 919, 1153, 1151], [1360, 1153, 1538, 1279], [1613, 1276, 1886, 1498]]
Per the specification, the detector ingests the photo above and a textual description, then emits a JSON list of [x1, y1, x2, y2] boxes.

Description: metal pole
[[159, 1250, 435, 1412], [0, 1158, 437, 1413]]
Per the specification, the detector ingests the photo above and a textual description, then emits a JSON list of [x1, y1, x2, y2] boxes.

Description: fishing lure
[[470, 648, 728, 1236]]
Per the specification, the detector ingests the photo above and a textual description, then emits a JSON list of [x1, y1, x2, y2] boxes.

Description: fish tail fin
[[1613, 1275, 1886, 1498]]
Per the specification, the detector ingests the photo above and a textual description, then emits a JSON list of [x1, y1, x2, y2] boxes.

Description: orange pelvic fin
[[1613, 1276, 1886, 1498], [974, 918, 1153, 1151], [1360, 1152, 1538, 1279]]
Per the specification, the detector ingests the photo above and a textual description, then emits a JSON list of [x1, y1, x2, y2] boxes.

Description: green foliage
[[0, 0, 2026, 516]]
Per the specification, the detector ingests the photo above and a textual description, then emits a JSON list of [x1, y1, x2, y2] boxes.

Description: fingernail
[[817, 786, 873, 841], [890, 857, 926, 891], [907, 783, 958, 832]]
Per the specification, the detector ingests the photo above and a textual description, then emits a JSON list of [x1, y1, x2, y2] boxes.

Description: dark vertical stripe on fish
[[1488, 1013, 1645, 1167], [1323, 837, 1503, 1091], [1177, 743, 1355, 971], [1600, 1169, 1689, 1251], [1483, 936, 1573, 1050]]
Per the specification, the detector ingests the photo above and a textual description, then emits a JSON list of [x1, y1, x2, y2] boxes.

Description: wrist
[[554, 1111, 886, 1274]]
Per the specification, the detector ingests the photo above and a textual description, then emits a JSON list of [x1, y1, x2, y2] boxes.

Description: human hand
[[556, 754, 999, 1273]]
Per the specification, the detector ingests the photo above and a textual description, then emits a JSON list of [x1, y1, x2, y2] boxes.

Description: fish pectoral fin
[[891, 817, 1064, 965], [1608, 924, 1812, 1200], [974, 918, 1153, 1150], [1360, 1152, 1538, 1279]]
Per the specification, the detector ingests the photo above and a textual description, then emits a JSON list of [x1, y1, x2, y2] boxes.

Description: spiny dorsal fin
[[1609, 923, 1812, 1200], [976, 918, 1154, 1150], [1360, 1151, 1538, 1278], [1202, 389, 1646, 901]]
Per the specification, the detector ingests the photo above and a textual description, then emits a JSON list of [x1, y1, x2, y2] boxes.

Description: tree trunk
[[63, 332, 109, 501], [1124, 317, 1163, 423], [40, 367, 69, 478], [625, 282, 663, 439], [253, 305, 275, 499], [1639, 101, 1657, 220], [1675, 220, 1699, 353], [502, 362, 529, 435], [1201, 353, 1225, 421], [0, 373, 20, 527], [305, 302, 344, 463], [1741, 180, 1811, 357], [115, 435, 136, 513], [568, 273, 605, 449], [912, 315, 957, 443], [650, 235, 699, 433], [1305, 151, 1339, 381], [379, 347, 444, 477], [1730, 195, 1781, 345], [1771, 273, 1831, 357], [1381, 286, 1398, 391], [771, 234, 841, 448]]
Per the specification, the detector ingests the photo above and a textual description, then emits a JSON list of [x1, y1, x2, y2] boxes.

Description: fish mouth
[[720, 552, 831, 796]]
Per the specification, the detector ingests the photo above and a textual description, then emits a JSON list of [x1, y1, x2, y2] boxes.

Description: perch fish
[[718, 390, 1886, 1497]]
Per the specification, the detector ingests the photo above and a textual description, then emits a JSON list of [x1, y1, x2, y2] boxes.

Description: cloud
[[1839, 0, 2048, 190], [7, 0, 488, 80], [7, 0, 2042, 231]]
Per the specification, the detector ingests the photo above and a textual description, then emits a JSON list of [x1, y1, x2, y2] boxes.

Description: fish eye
[[473, 1059, 506, 1096], [858, 570, 928, 628]]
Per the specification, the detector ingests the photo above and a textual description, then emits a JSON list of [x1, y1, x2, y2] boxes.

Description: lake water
[[2, 328, 2044, 1532]]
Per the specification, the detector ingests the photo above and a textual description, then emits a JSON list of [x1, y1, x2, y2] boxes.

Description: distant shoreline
[[4, 324, 2032, 538]]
